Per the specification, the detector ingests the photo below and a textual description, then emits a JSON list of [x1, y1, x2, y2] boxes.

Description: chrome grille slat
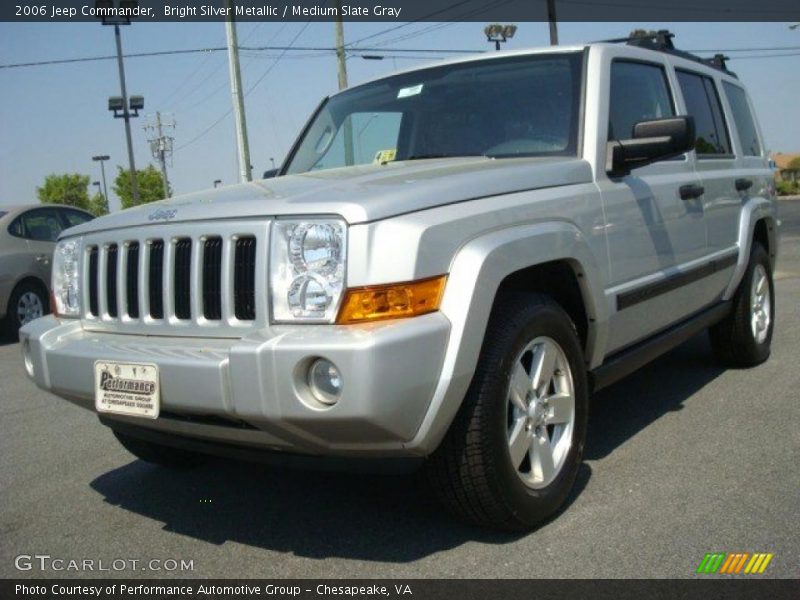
[[79, 222, 268, 337]]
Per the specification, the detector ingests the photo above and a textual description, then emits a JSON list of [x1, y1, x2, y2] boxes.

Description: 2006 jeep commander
[[21, 33, 778, 530]]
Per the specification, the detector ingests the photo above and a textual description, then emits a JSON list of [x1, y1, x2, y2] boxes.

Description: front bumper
[[20, 314, 450, 457]]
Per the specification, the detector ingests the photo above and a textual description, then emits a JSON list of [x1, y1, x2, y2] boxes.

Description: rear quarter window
[[723, 82, 762, 157]]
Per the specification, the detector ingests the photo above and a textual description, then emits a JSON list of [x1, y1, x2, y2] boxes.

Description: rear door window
[[722, 82, 762, 156], [608, 60, 675, 141], [20, 208, 63, 242], [676, 70, 731, 156]]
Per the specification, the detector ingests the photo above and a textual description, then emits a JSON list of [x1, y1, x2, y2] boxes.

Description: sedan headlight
[[270, 219, 346, 322], [52, 239, 81, 317]]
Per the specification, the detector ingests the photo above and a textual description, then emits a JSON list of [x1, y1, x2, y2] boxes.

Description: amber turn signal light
[[336, 275, 447, 324]]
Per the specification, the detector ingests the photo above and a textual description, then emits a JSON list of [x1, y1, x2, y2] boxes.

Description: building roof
[[770, 153, 800, 170]]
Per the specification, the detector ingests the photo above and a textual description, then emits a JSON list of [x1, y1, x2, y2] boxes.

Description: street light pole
[[92, 154, 110, 211], [113, 22, 140, 204]]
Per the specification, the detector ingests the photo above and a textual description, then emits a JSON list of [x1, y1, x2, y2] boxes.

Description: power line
[[0, 45, 480, 70], [175, 21, 314, 153]]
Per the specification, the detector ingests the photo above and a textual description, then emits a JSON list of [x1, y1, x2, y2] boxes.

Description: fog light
[[307, 358, 342, 405], [22, 338, 34, 378]]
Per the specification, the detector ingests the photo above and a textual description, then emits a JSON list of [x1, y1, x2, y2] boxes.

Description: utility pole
[[113, 22, 141, 203], [225, 0, 252, 183], [547, 0, 559, 46], [334, 1, 354, 165], [144, 112, 175, 198]]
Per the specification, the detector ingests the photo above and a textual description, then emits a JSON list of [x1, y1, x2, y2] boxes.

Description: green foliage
[[787, 156, 800, 171], [776, 180, 799, 196], [112, 164, 166, 209], [36, 173, 91, 210], [87, 192, 109, 217]]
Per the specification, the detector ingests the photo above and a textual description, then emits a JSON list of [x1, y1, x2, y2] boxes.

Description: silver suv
[[20, 34, 778, 530]]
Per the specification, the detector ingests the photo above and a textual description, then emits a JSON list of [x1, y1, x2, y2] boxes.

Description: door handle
[[679, 184, 705, 200], [35, 254, 49, 264], [735, 178, 753, 192]]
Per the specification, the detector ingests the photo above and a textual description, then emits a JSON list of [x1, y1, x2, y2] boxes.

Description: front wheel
[[427, 293, 589, 531]]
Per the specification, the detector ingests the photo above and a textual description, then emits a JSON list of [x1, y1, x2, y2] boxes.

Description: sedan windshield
[[285, 52, 584, 175]]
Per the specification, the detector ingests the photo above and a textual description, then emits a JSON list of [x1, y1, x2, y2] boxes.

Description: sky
[[0, 20, 798, 211]]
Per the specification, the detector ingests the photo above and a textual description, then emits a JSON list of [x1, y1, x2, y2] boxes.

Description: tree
[[36, 173, 91, 210], [87, 192, 109, 217], [112, 164, 166, 209]]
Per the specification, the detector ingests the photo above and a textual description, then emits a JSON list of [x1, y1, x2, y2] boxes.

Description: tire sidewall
[[740, 245, 774, 362], [7, 281, 48, 338], [483, 299, 589, 526]]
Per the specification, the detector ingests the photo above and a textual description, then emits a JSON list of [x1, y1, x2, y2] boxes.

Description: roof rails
[[598, 29, 737, 78]]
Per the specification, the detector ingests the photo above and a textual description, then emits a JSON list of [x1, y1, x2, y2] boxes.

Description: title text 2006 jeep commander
[[21, 33, 778, 530]]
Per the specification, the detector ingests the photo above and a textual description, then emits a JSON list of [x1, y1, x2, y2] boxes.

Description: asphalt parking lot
[[1, 199, 798, 579]]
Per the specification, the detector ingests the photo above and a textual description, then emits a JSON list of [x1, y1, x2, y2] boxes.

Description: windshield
[[285, 52, 584, 175]]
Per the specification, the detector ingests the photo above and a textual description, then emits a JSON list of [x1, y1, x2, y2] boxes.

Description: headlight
[[52, 239, 81, 317], [270, 219, 346, 322]]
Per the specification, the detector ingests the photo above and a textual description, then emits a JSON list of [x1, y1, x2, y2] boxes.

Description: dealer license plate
[[94, 361, 160, 419]]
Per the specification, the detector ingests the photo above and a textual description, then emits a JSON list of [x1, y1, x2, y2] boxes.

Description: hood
[[64, 156, 593, 236]]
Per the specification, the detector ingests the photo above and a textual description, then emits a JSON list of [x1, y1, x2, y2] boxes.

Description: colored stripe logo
[[696, 552, 774, 574]]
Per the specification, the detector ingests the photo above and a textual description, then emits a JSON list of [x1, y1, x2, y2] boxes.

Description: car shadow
[[88, 333, 720, 562], [586, 332, 725, 460], [92, 460, 594, 561]]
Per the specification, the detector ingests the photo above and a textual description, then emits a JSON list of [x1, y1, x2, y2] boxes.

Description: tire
[[427, 293, 589, 531], [5, 280, 49, 340], [709, 242, 774, 367], [113, 430, 207, 468]]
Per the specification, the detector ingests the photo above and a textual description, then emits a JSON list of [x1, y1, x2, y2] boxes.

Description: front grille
[[126, 242, 140, 318], [202, 237, 222, 320], [87, 246, 99, 316], [234, 237, 256, 320], [106, 244, 118, 318], [149, 240, 164, 319], [174, 238, 192, 320], [82, 224, 264, 335]]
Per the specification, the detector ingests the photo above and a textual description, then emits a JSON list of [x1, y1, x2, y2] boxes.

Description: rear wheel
[[6, 281, 48, 340], [709, 242, 774, 367], [427, 293, 589, 531], [113, 430, 207, 468]]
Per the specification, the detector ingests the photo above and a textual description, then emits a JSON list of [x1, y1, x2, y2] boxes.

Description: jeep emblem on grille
[[148, 208, 178, 221]]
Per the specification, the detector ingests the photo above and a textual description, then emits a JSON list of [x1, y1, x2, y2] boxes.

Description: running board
[[590, 301, 731, 392]]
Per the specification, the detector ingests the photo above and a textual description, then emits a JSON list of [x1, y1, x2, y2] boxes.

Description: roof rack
[[597, 29, 737, 78]]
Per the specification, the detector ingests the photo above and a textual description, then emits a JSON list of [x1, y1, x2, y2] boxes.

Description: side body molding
[[406, 221, 608, 455]]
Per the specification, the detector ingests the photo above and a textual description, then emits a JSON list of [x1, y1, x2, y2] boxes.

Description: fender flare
[[723, 197, 779, 301], [406, 220, 607, 455]]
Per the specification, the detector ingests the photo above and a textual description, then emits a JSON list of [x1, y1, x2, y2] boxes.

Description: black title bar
[[4, 0, 800, 22]]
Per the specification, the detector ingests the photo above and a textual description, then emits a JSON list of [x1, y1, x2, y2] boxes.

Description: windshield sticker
[[397, 84, 423, 99], [373, 149, 397, 164]]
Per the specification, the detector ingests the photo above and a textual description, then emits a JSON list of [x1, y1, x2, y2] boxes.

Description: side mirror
[[607, 116, 695, 178], [262, 168, 279, 179]]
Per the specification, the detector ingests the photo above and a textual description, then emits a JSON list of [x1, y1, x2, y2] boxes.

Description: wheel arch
[[408, 220, 609, 455], [723, 198, 779, 301]]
